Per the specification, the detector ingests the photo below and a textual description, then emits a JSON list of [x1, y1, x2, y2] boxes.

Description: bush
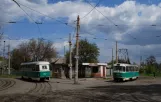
[[139, 68, 145, 73]]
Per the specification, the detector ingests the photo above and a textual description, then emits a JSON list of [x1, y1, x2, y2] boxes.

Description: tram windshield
[[114, 66, 126, 72]]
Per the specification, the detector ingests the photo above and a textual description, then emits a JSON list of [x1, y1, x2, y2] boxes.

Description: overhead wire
[[77, 0, 102, 21], [13, 0, 75, 29], [11, 0, 160, 41], [80, 23, 159, 27], [12, 0, 42, 37], [85, 0, 137, 40], [85, 0, 116, 26], [12, 0, 76, 40], [80, 35, 108, 40]]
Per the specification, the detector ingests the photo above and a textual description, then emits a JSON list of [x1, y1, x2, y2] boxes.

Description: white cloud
[[1, 0, 161, 63], [54, 40, 69, 51]]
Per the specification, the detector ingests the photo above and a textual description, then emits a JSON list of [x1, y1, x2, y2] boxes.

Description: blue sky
[[1, 0, 161, 64], [3, 0, 161, 39]]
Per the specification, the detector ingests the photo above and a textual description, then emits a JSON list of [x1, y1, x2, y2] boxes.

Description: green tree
[[66, 39, 100, 66], [144, 55, 157, 74], [11, 38, 58, 70]]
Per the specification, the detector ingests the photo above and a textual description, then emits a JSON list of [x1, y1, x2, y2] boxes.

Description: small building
[[106, 65, 113, 76], [50, 58, 67, 78], [81, 63, 107, 78]]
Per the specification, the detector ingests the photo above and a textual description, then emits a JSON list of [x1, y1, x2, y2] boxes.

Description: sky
[[1, 0, 161, 64]]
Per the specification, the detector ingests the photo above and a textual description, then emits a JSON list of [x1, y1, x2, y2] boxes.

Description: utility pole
[[116, 41, 118, 63], [140, 56, 142, 68], [74, 15, 80, 84], [8, 42, 10, 75], [3, 41, 5, 59], [111, 48, 114, 76], [2, 41, 5, 75], [69, 33, 72, 79], [64, 46, 66, 57]]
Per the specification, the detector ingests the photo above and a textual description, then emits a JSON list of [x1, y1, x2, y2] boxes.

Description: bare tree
[[11, 38, 58, 70], [146, 55, 156, 65]]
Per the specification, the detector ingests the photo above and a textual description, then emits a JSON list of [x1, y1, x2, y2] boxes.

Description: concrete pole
[[74, 15, 80, 84], [69, 33, 72, 79], [111, 48, 114, 76], [2, 41, 5, 74], [140, 56, 142, 68], [8, 40, 10, 75], [116, 41, 118, 63], [64, 46, 66, 57]]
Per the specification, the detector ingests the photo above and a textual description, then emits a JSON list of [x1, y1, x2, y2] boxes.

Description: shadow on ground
[[15, 78, 48, 83], [0, 82, 161, 102]]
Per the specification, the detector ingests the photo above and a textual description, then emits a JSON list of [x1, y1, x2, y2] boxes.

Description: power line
[[85, 0, 116, 26], [85, 0, 137, 40], [80, 23, 159, 27], [79, 35, 108, 40], [13, 0, 75, 29], [12, 0, 42, 36], [78, 0, 102, 21]]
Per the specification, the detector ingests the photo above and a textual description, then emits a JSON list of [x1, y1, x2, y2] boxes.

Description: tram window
[[42, 66, 47, 69], [131, 67, 133, 71], [128, 66, 131, 72], [130, 67, 132, 71], [114, 66, 125, 72], [32, 65, 36, 71], [32, 68, 35, 71], [126, 67, 129, 72], [123, 67, 125, 72], [114, 66, 121, 71], [36, 65, 39, 71], [132, 67, 135, 71]]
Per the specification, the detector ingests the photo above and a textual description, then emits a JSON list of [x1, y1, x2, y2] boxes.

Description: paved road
[[0, 76, 161, 102]]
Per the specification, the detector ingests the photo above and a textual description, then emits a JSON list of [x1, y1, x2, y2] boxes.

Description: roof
[[50, 58, 66, 64], [82, 63, 107, 66], [21, 61, 50, 65], [114, 63, 138, 67]]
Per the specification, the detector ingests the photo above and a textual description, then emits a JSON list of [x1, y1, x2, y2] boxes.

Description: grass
[[140, 73, 161, 77], [0, 74, 20, 78]]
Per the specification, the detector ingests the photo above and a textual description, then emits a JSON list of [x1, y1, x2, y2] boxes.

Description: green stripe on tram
[[113, 72, 139, 78], [21, 71, 51, 78]]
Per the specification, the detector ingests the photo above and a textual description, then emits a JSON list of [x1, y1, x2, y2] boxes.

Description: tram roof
[[21, 61, 50, 65], [114, 63, 138, 67]]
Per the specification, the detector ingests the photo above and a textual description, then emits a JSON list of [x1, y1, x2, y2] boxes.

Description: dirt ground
[[0, 76, 161, 102]]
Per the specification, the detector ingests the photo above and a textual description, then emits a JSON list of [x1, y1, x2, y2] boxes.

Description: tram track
[[0, 79, 16, 91], [73, 94, 109, 102], [27, 81, 52, 94]]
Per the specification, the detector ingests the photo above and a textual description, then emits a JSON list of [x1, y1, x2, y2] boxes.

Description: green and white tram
[[113, 63, 139, 81], [20, 61, 51, 81]]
